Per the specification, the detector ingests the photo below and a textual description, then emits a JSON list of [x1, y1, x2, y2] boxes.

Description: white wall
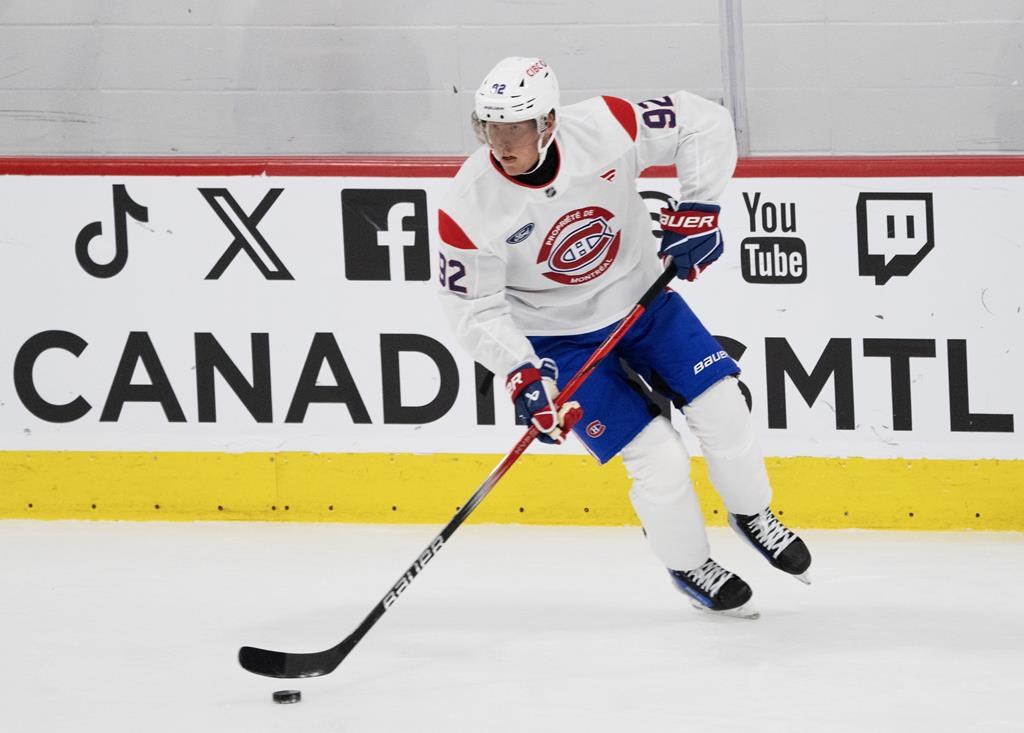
[[0, 0, 1021, 155]]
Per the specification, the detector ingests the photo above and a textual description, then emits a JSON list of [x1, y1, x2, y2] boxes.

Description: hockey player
[[437, 57, 811, 617]]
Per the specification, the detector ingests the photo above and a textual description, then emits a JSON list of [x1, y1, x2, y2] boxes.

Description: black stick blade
[[238, 645, 343, 679]]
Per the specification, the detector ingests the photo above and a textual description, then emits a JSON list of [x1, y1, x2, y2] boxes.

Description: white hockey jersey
[[437, 91, 738, 378]]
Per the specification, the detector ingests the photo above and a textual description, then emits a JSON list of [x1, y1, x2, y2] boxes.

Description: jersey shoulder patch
[[601, 96, 638, 142]]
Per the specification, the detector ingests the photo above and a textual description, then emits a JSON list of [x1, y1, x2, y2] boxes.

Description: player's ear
[[542, 111, 557, 141]]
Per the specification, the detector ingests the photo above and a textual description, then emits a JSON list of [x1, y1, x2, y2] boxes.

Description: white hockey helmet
[[474, 56, 559, 125]]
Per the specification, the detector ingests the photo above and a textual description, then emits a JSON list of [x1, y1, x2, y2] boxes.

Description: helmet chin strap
[[524, 116, 556, 175]]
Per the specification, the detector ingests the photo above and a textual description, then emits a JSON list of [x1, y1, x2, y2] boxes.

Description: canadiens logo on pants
[[537, 206, 621, 285], [586, 420, 606, 438]]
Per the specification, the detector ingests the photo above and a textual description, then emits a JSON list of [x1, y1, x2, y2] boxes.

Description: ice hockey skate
[[729, 507, 812, 584], [669, 558, 759, 619]]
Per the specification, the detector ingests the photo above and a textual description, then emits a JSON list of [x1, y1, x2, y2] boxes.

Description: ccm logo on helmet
[[693, 350, 730, 375]]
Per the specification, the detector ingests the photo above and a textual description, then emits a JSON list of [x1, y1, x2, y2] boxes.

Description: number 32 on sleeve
[[438, 252, 467, 293]]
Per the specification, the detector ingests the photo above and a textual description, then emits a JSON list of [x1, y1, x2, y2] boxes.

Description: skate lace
[[686, 560, 732, 597], [746, 510, 796, 559]]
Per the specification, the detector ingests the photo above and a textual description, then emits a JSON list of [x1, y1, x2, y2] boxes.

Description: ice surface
[[1, 521, 1021, 732]]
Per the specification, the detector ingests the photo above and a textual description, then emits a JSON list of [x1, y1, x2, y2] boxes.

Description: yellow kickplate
[[0, 451, 1020, 530]]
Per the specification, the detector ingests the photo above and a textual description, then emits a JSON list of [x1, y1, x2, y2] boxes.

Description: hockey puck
[[272, 689, 301, 704]]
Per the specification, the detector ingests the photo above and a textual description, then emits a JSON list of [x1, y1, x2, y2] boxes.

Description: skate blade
[[689, 599, 760, 620], [793, 570, 812, 585]]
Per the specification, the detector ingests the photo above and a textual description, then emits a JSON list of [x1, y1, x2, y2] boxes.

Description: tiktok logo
[[75, 185, 150, 278], [341, 189, 431, 281]]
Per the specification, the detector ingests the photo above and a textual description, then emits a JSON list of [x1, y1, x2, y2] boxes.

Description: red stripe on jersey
[[602, 96, 638, 141], [438, 209, 477, 250]]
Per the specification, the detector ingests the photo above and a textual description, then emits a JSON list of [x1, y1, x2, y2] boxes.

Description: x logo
[[200, 188, 293, 280]]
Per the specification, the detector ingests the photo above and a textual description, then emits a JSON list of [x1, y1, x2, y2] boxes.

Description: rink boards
[[0, 156, 1021, 529]]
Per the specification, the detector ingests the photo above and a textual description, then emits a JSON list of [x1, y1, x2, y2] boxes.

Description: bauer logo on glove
[[658, 200, 724, 282], [506, 358, 583, 444]]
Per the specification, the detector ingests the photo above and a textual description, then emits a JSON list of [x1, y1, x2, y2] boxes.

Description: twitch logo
[[856, 193, 934, 285], [341, 189, 431, 281]]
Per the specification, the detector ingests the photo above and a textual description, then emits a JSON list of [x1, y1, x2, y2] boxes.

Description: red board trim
[[0, 155, 1022, 178]]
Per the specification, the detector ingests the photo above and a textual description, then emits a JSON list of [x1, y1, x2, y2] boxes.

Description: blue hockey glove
[[506, 358, 582, 444], [658, 200, 724, 281]]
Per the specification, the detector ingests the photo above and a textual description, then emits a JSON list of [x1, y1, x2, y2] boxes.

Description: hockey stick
[[238, 262, 678, 679]]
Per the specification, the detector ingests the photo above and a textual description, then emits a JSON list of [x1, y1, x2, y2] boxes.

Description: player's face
[[486, 120, 541, 176], [486, 114, 555, 176]]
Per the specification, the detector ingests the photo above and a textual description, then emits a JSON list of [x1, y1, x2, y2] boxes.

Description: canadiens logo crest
[[537, 206, 621, 284], [586, 420, 606, 438]]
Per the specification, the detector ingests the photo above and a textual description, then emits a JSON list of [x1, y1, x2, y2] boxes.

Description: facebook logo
[[856, 192, 935, 285], [341, 189, 431, 281]]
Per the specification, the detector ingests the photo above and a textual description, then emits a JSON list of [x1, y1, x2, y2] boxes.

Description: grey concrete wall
[[742, 0, 1024, 153], [0, 0, 1020, 155]]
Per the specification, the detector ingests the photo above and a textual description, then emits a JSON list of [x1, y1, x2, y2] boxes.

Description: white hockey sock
[[621, 416, 709, 571], [683, 376, 772, 516]]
